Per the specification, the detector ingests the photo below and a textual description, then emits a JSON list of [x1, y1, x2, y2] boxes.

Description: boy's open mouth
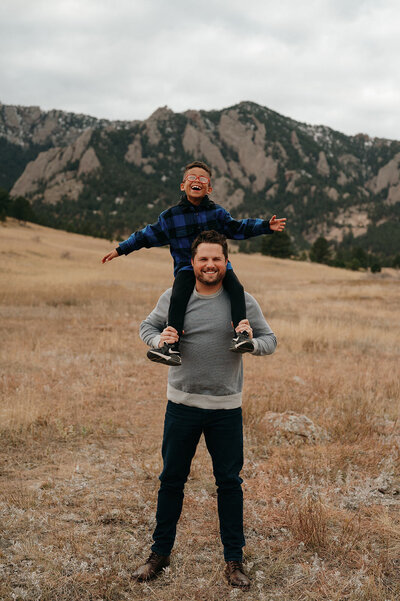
[[191, 185, 202, 191]]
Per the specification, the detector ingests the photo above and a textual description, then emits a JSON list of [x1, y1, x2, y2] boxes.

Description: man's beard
[[196, 269, 225, 286]]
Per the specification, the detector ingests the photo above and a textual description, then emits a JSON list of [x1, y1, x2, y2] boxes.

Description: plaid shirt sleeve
[[217, 207, 273, 240], [117, 215, 170, 255]]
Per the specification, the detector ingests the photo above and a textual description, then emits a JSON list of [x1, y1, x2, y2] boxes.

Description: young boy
[[102, 161, 286, 366]]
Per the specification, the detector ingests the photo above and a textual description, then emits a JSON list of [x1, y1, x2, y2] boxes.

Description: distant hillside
[[1, 101, 400, 258]]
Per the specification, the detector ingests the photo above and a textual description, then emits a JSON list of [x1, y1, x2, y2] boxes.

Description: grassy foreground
[[0, 219, 399, 601]]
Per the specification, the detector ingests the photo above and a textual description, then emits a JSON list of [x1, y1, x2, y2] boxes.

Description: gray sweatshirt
[[140, 287, 277, 410]]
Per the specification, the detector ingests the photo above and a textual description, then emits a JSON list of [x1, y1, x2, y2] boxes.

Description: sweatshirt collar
[[178, 193, 215, 210], [193, 286, 224, 300]]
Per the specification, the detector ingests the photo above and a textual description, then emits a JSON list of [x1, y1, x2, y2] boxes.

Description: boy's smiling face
[[180, 166, 212, 206]]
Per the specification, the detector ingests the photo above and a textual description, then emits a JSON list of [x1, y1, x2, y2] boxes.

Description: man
[[135, 230, 277, 590], [102, 160, 286, 365]]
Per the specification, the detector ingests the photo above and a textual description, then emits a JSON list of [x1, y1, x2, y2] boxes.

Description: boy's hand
[[269, 215, 287, 232], [235, 319, 253, 339], [159, 326, 180, 347], [102, 249, 119, 263]]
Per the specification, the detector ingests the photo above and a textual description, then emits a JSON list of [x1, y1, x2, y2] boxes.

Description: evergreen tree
[[348, 257, 361, 271], [392, 254, 400, 269], [352, 246, 368, 269], [261, 230, 293, 258], [310, 236, 331, 264], [10, 196, 35, 222], [332, 248, 346, 268], [0, 188, 10, 221]]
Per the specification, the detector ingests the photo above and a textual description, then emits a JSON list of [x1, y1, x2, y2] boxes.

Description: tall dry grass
[[0, 219, 399, 600]]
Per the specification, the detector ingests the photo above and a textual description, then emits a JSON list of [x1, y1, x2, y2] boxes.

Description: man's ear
[[207, 186, 213, 194], [180, 182, 185, 191]]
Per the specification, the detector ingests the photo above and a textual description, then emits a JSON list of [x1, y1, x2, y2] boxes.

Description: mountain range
[[1, 100, 399, 258]]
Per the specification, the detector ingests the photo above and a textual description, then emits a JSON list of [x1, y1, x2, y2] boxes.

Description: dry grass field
[[1, 219, 399, 601]]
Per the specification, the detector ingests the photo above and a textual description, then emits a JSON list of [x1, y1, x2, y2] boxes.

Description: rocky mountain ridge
[[0, 102, 130, 147], [2, 101, 400, 255]]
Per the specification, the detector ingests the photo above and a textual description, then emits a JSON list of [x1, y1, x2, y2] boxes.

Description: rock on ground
[[260, 410, 330, 445]]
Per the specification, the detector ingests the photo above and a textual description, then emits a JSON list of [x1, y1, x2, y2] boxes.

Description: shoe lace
[[227, 560, 243, 572]]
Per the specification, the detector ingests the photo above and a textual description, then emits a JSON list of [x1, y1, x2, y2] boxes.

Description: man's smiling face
[[180, 167, 212, 205], [191, 242, 227, 288]]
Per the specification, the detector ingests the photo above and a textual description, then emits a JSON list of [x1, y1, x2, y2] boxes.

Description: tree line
[[0, 188, 35, 222], [2, 187, 399, 271], [239, 230, 400, 271]]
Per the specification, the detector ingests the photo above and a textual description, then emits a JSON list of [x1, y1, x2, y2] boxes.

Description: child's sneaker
[[230, 331, 254, 354], [147, 343, 181, 366]]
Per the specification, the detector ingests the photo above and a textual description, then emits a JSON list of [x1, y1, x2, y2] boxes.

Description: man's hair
[[191, 230, 228, 260], [183, 161, 212, 178]]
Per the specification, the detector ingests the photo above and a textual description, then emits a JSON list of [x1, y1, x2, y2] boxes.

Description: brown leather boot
[[224, 560, 251, 590], [132, 551, 170, 582]]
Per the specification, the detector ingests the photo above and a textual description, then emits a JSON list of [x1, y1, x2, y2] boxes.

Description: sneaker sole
[[229, 342, 254, 354], [147, 350, 181, 366]]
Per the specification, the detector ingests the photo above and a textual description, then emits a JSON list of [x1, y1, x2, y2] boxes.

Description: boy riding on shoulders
[[102, 161, 286, 366]]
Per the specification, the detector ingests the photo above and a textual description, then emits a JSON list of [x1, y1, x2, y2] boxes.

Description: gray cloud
[[0, 0, 399, 139]]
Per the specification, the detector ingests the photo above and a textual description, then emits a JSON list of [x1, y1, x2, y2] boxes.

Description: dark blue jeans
[[151, 401, 245, 561]]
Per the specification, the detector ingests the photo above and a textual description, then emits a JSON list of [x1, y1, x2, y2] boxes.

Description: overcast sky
[[1, 0, 399, 139]]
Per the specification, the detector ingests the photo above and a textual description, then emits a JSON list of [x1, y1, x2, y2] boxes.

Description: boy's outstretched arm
[[218, 208, 287, 240], [102, 249, 119, 263], [101, 216, 170, 263], [269, 215, 287, 232]]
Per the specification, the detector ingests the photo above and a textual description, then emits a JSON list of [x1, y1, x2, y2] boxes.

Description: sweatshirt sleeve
[[118, 215, 170, 256], [245, 293, 277, 356], [217, 206, 273, 240], [139, 289, 172, 348]]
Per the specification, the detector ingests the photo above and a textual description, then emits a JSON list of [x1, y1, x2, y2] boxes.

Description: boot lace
[[227, 560, 243, 572], [147, 551, 160, 565]]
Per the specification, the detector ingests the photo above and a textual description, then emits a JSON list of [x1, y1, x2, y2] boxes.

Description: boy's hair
[[191, 230, 228, 260], [183, 161, 212, 178]]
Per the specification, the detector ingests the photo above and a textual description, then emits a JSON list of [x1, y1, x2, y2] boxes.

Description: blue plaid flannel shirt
[[117, 195, 273, 276]]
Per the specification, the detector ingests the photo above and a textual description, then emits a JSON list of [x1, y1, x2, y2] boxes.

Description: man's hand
[[102, 249, 119, 263], [269, 215, 287, 232], [159, 326, 180, 347], [235, 319, 253, 339]]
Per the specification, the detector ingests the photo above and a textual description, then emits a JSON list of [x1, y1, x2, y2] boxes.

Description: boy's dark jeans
[[168, 269, 246, 336], [151, 401, 245, 561]]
